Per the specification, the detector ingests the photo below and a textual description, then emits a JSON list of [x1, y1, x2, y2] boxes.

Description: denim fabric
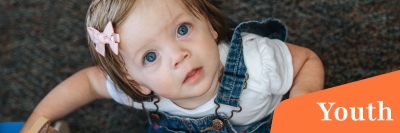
[[145, 112, 273, 133], [144, 18, 287, 133], [216, 21, 248, 107], [242, 18, 287, 42]]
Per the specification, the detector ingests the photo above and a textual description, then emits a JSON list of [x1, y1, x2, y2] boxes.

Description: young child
[[21, 0, 324, 132]]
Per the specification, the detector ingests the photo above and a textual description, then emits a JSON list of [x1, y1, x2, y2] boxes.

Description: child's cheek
[[150, 74, 174, 96]]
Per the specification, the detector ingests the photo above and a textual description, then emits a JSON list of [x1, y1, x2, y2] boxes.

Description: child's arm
[[286, 43, 325, 98], [20, 66, 110, 133]]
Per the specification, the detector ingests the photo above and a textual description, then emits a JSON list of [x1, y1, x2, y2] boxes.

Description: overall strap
[[216, 18, 288, 107]]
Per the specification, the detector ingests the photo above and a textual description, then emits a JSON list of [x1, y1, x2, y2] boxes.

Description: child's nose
[[170, 47, 190, 68]]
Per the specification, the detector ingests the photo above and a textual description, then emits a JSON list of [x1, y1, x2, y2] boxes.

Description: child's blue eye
[[177, 24, 191, 37], [144, 52, 158, 65]]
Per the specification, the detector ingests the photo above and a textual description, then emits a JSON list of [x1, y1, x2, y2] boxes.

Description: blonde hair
[[86, 0, 229, 102]]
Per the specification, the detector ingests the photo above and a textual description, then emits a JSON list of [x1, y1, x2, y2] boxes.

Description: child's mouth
[[183, 67, 202, 84]]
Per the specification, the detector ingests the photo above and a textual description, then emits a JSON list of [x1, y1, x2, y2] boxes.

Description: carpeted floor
[[1, 0, 399, 132]]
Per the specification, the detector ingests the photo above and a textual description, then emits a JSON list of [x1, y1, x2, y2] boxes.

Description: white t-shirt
[[106, 33, 293, 125]]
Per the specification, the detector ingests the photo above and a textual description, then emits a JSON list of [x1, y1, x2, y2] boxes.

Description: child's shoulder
[[219, 30, 294, 96]]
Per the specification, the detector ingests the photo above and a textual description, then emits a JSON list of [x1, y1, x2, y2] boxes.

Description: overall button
[[150, 113, 160, 123], [200, 118, 224, 132]]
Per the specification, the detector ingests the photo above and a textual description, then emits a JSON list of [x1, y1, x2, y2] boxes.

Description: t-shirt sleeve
[[106, 76, 134, 106], [242, 33, 294, 96]]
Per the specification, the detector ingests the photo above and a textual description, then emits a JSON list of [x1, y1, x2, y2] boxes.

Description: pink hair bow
[[87, 21, 120, 56]]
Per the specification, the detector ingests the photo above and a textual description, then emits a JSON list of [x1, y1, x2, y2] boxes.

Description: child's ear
[[127, 77, 152, 95], [207, 20, 218, 40], [138, 86, 152, 95]]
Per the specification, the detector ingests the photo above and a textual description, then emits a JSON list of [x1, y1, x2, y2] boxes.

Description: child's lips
[[183, 67, 202, 84]]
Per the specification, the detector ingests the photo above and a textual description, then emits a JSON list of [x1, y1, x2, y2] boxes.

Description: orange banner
[[272, 70, 399, 133]]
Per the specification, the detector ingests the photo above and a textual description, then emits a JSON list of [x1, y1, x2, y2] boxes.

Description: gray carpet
[[1, 0, 399, 132]]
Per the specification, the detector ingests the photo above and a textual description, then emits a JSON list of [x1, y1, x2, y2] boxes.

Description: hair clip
[[87, 21, 120, 56]]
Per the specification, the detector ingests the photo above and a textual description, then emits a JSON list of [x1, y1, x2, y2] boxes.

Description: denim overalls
[[144, 18, 287, 133]]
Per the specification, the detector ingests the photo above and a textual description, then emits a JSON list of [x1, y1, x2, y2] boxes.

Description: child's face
[[117, 0, 221, 102]]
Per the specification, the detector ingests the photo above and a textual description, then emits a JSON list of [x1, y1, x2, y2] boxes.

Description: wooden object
[[28, 116, 58, 133]]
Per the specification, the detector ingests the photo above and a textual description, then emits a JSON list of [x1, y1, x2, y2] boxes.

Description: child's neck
[[171, 63, 223, 110]]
